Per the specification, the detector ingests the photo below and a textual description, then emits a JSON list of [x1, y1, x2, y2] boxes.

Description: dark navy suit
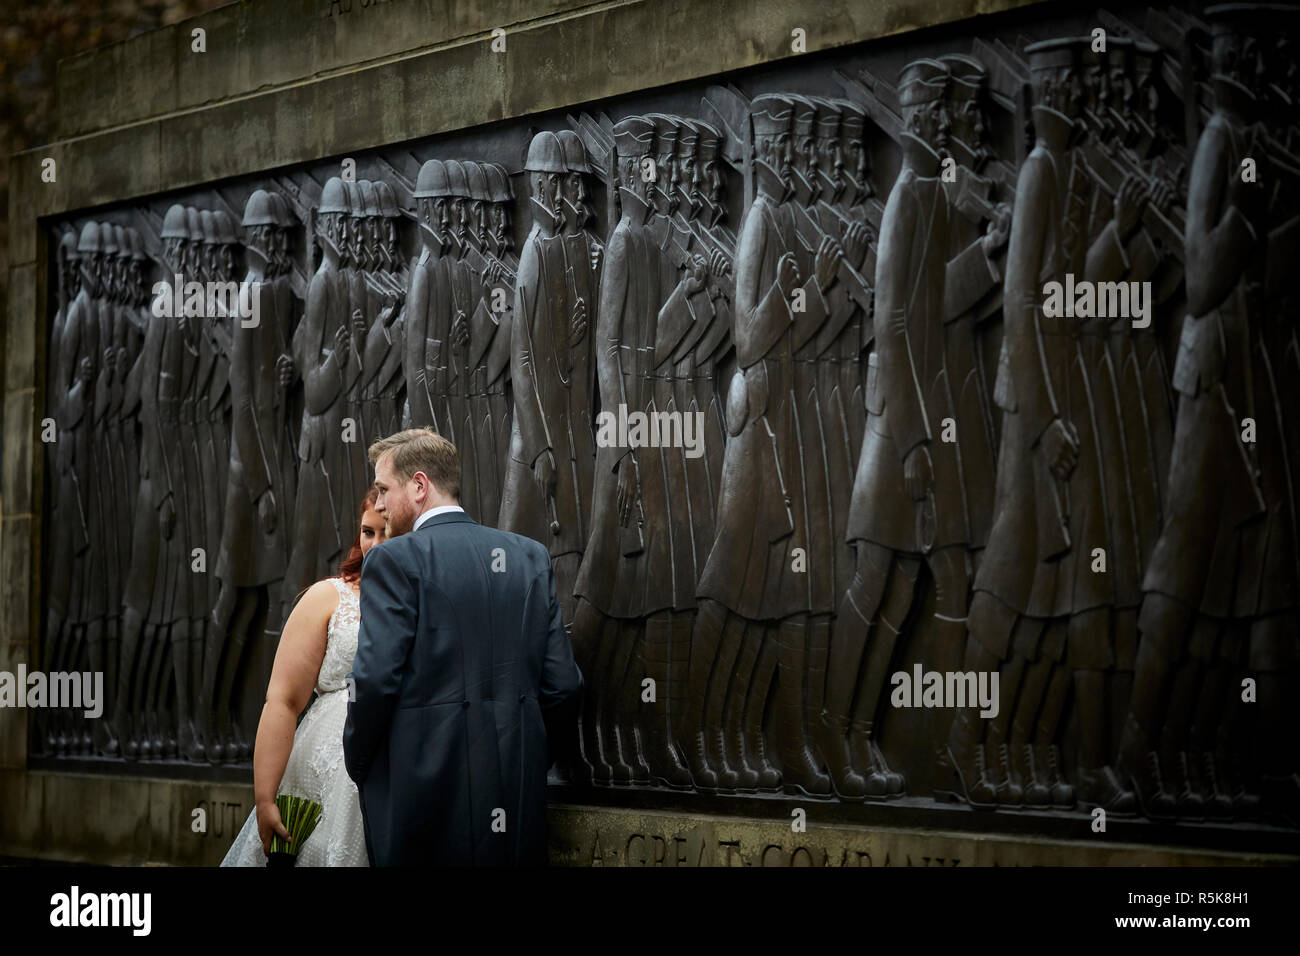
[[343, 510, 582, 865]]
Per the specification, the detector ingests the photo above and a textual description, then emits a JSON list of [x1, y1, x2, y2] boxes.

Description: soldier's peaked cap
[[161, 204, 189, 240], [898, 58, 950, 106], [557, 129, 591, 174], [751, 93, 794, 136], [676, 118, 701, 151], [695, 120, 722, 160], [413, 160, 450, 198], [788, 95, 817, 137], [613, 116, 656, 156], [319, 176, 350, 214], [524, 131, 566, 174], [941, 53, 987, 90], [835, 99, 867, 137], [811, 97, 841, 136], [1024, 37, 1079, 72], [646, 114, 679, 154], [242, 189, 276, 227], [444, 160, 470, 197], [465, 162, 491, 201]]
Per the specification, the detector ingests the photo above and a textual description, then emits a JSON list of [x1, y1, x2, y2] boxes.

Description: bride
[[222, 489, 386, 866]]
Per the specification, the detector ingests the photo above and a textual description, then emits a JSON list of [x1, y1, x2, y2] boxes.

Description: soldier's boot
[[1013, 743, 1051, 809], [623, 633, 653, 786], [604, 632, 637, 785], [990, 740, 1023, 807], [936, 707, 997, 808], [1074, 764, 1135, 815], [1040, 743, 1076, 807], [681, 603, 724, 791], [849, 721, 890, 798], [743, 637, 782, 792], [724, 632, 761, 792], [642, 617, 692, 790], [872, 740, 904, 796], [1170, 750, 1206, 820], [666, 613, 695, 787], [1220, 751, 1260, 820], [1190, 750, 1233, 820], [817, 712, 866, 800], [1117, 712, 1176, 819], [583, 620, 615, 786], [711, 618, 746, 793], [773, 619, 831, 797]]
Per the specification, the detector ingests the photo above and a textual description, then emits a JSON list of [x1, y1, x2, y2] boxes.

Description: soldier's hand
[[118, 346, 130, 376], [103, 346, 116, 379], [351, 308, 367, 340], [1114, 172, 1147, 239], [685, 255, 708, 296], [569, 297, 588, 346], [1043, 418, 1079, 480], [982, 202, 1013, 255], [78, 356, 94, 386], [903, 444, 934, 502], [616, 458, 638, 527], [1149, 177, 1174, 216], [709, 249, 730, 279], [452, 310, 470, 349], [257, 490, 277, 534], [815, 235, 844, 291], [275, 353, 295, 388], [533, 450, 557, 498], [334, 323, 352, 358], [844, 222, 869, 268], [590, 243, 603, 274], [777, 252, 800, 296]]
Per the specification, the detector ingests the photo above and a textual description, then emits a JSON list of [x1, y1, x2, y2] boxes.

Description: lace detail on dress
[[221, 577, 369, 867]]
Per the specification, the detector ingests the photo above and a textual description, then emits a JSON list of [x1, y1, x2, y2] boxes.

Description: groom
[[343, 428, 583, 865]]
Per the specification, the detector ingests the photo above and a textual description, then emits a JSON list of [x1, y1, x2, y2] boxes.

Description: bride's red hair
[[339, 487, 381, 584]]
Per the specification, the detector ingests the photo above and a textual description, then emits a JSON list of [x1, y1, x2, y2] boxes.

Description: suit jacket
[[343, 511, 583, 866]]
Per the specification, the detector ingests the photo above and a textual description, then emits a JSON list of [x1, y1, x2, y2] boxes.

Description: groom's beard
[[387, 508, 415, 537]]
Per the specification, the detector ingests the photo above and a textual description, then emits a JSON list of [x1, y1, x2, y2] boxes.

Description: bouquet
[[266, 794, 324, 868]]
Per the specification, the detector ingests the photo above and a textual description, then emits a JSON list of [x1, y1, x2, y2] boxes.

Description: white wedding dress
[[222, 578, 370, 867]]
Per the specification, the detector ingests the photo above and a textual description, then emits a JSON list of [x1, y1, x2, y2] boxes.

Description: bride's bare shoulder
[[286, 578, 342, 627]]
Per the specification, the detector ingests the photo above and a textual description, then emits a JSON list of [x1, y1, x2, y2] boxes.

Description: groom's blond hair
[[368, 428, 461, 500]]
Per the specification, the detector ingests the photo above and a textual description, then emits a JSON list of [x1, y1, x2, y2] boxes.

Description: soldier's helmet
[[374, 181, 400, 218], [358, 179, 380, 218], [161, 204, 189, 240], [113, 224, 130, 260], [413, 159, 451, 198], [128, 227, 147, 260], [100, 222, 118, 256], [186, 206, 204, 243], [242, 189, 277, 228], [523, 131, 566, 174], [556, 129, 591, 174], [484, 163, 514, 202], [465, 162, 490, 202], [318, 176, 350, 215], [58, 229, 79, 267], [212, 210, 239, 245], [444, 160, 470, 198], [613, 115, 655, 159], [200, 209, 218, 246], [267, 192, 292, 227], [77, 221, 100, 255], [344, 180, 364, 218]]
